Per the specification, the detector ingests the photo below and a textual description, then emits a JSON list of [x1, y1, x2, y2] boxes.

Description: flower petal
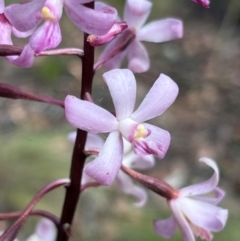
[[12, 27, 36, 38], [0, 14, 12, 44], [29, 21, 61, 53], [116, 170, 147, 207], [4, 0, 46, 31], [180, 157, 219, 197], [127, 40, 149, 73], [178, 198, 228, 232], [124, 0, 152, 29], [64, 1, 117, 35], [137, 18, 183, 42], [131, 73, 179, 123], [65, 95, 118, 133], [132, 123, 170, 159], [6, 44, 35, 68], [103, 69, 136, 120], [169, 200, 195, 241], [0, 0, 4, 14], [153, 216, 177, 239], [34, 218, 56, 241], [84, 131, 123, 185]]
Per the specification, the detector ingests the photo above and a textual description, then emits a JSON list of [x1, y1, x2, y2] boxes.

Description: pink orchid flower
[[97, 0, 183, 73], [65, 69, 178, 185], [26, 218, 56, 241], [192, 0, 210, 8], [154, 158, 228, 241], [4, 0, 117, 53], [69, 132, 154, 206]]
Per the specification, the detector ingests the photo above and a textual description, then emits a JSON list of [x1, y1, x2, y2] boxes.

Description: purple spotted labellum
[[97, 0, 183, 73], [154, 158, 228, 241], [65, 69, 178, 185]]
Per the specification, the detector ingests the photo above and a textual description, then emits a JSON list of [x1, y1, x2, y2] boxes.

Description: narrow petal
[[169, 200, 195, 241], [35, 218, 56, 241], [29, 21, 62, 53], [153, 216, 177, 239], [103, 69, 136, 120], [65, 95, 118, 133], [84, 131, 123, 185], [116, 170, 147, 207], [127, 40, 149, 73], [13, 27, 36, 38], [178, 198, 228, 232], [132, 123, 170, 159], [0, 14, 12, 44], [180, 157, 219, 197], [137, 18, 183, 43], [4, 0, 46, 31], [0, 0, 4, 14], [6, 44, 35, 68], [192, 187, 225, 205], [131, 73, 179, 123], [124, 0, 152, 29], [64, 1, 117, 35]]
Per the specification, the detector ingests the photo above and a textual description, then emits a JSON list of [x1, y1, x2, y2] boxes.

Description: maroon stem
[[56, 2, 95, 241]]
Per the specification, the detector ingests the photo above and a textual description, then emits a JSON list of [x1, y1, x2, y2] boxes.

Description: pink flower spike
[[154, 158, 228, 241], [192, 0, 210, 8]]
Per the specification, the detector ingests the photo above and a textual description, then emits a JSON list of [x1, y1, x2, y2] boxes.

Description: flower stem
[[56, 2, 95, 241]]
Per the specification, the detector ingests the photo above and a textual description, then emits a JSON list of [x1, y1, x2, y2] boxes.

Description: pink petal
[[178, 198, 228, 232], [84, 131, 123, 185], [192, 0, 210, 8], [124, 0, 152, 29], [35, 218, 56, 241], [4, 0, 46, 31], [29, 21, 62, 53], [0, 0, 4, 14], [64, 1, 117, 35], [127, 40, 149, 73], [81, 171, 92, 185], [103, 69, 136, 120], [132, 123, 170, 159], [65, 95, 118, 133], [7, 44, 35, 68], [137, 18, 183, 42], [131, 73, 179, 123], [0, 14, 12, 44], [13, 27, 36, 38], [169, 200, 195, 241], [180, 157, 219, 197], [116, 170, 147, 207], [153, 216, 177, 239]]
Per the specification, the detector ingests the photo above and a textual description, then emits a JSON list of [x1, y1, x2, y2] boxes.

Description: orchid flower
[[26, 218, 56, 241], [4, 0, 117, 53], [65, 68, 178, 185], [0, 2, 34, 67], [97, 0, 183, 73], [154, 158, 228, 241], [192, 0, 210, 8], [68, 132, 154, 207]]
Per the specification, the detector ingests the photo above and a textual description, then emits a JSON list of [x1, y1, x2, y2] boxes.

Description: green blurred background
[[0, 0, 240, 240]]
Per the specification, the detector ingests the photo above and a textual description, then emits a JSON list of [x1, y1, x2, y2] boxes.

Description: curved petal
[[180, 157, 219, 197], [153, 216, 177, 239], [131, 73, 179, 123], [192, 187, 225, 205], [0, 0, 4, 14], [29, 21, 62, 53], [35, 218, 56, 241], [84, 131, 123, 185], [137, 18, 183, 42], [169, 200, 195, 241], [13, 27, 36, 38], [132, 123, 170, 159], [65, 95, 118, 133], [4, 0, 46, 31], [127, 40, 149, 73], [81, 171, 92, 185], [124, 0, 152, 29], [64, 1, 117, 35], [103, 69, 136, 120], [6, 44, 35, 68], [0, 14, 12, 44], [178, 198, 228, 232], [116, 170, 147, 207]]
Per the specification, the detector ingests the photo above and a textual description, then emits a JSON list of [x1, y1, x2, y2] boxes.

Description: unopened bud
[[87, 22, 128, 47]]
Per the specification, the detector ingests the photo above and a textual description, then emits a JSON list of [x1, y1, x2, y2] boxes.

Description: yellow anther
[[134, 124, 148, 139], [41, 6, 55, 20]]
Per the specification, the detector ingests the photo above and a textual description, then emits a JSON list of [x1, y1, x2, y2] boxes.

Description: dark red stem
[[56, 2, 95, 241]]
